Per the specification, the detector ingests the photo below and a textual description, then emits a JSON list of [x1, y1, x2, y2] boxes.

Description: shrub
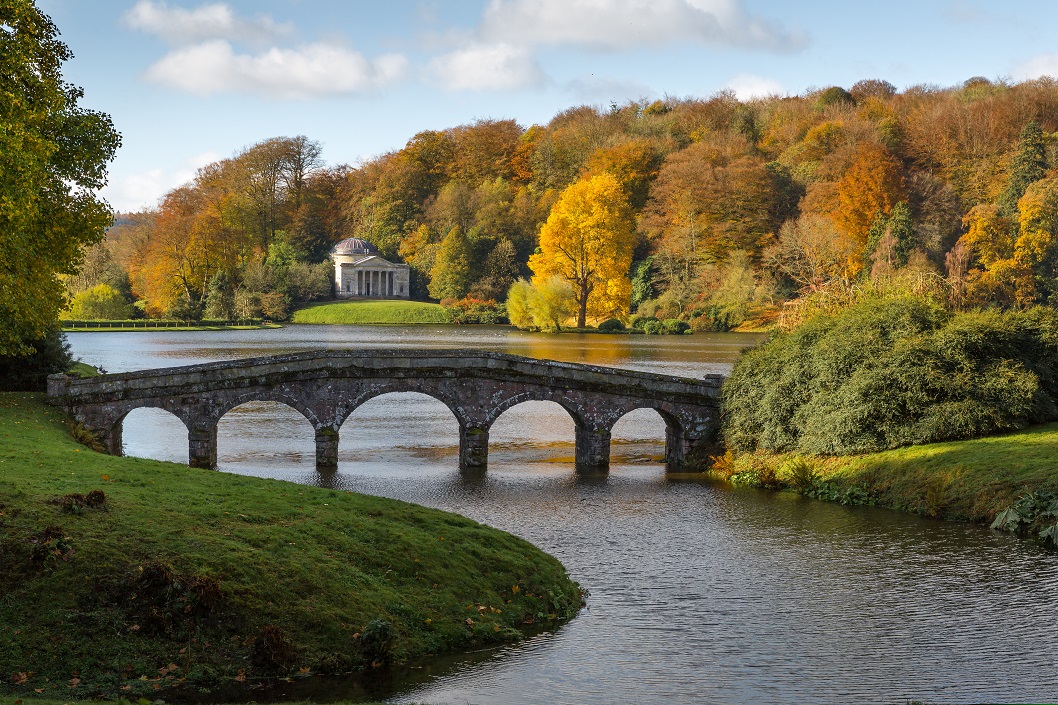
[[643, 319, 664, 335], [445, 296, 507, 324], [631, 315, 659, 330], [0, 327, 73, 392], [722, 298, 1058, 455], [783, 456, 817, 492], [597, 318, 625, 333], [662, 319, 690, 335], [251, 625, 297, 675], [360, 618, 394, 666]]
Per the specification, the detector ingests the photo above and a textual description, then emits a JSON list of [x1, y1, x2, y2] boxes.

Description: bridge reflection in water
[[49, 350, 722, 472]]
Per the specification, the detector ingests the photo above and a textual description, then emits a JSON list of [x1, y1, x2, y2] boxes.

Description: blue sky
[[35, 0, 1058, 212]]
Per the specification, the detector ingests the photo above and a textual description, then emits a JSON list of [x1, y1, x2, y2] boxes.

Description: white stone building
[[330, 238, 411, 299]]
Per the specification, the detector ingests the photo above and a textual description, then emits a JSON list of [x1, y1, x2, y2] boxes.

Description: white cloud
[[142, 40, 409, 99], [123, 0, 294, 46], [102, 151, 221, 212], [564, 76, 655, 103], [725, 73, 784, 100], [1015, 54, 1058, 81], [478, 0, 806, 52], [426, 43, 545, 91]]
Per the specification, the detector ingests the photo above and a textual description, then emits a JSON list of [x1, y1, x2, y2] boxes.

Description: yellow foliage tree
[[960, 178, 1058, 306], [529, 173, 634, 327]]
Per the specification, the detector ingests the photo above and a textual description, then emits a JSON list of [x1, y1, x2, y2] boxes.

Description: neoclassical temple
[[330, 238, 411, 299]]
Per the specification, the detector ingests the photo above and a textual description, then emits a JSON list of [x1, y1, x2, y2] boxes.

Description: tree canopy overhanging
[[0, 1, 120, 356]]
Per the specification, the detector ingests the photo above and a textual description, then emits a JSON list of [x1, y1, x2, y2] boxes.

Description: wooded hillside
[[87, 77, 1058, 327]]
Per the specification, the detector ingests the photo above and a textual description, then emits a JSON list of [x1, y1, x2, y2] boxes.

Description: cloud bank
[[479, 0, 806, 53], [427, 0, 806, 92], [123, 0, 293, 46], [426, 43, 545, 91], [126, 1, 408, 99]]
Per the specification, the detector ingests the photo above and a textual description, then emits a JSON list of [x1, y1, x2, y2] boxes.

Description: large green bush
[[0, 328, 73, 392], [722, 298, 1058, 455]]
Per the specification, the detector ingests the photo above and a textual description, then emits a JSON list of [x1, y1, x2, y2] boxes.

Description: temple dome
[[331, 238, 378, 256]]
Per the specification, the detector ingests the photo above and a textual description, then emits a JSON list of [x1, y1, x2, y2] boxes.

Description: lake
[[68, 325, 1058, 705]]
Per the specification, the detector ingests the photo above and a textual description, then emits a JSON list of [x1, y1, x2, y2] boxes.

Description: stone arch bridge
[[48, 350, 723, 472]]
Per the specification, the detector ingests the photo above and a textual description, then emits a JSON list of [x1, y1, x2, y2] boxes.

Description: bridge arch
[[487, 398, 580, 467], [337, 390, 461, 465], [113, 404, 190, 463], [333, 384, 466, 431], [214, 391, 322, 429], [216, 399, 317, 470]]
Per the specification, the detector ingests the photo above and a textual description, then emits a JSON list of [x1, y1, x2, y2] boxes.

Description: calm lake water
[[68, 325, 1058, 705]]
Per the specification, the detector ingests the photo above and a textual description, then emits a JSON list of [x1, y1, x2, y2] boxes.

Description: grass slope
[[0, 394, 581, 700], [292, 300, 450, 325], [727, 423, 1058, 522]]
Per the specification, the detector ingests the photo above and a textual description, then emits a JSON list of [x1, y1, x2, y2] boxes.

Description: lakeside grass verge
[[291, 300, 451, 325], [0, 393, 581, 700], [62, 323, 282, 332], [714, 422, 1058, 524]]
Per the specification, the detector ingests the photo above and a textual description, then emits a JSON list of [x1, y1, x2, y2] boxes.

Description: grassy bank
[[715, 423, 1058, 523], [292, 300, 451, 325], [0, 394, 581, 700], [62, 323, 282, 332]]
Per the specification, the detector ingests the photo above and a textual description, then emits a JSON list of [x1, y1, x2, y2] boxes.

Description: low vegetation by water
[[711, 423, 1058, 541], [0, 393, 582, 700]]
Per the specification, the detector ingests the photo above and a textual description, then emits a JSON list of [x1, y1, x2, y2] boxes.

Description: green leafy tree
[[0, 2, 120, 355], [505, 277, 575, 331], [64, 283, 132, 320], [429, 226, 477, 300]]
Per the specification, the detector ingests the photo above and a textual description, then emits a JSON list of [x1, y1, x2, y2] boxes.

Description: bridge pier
[[102, 418, 123, 456], [666, 425, 693, 468], [315, 428, 339, 471], [575, 425, 611, 472], [459, 425, 489, 469], [188, 427, 217, 469]]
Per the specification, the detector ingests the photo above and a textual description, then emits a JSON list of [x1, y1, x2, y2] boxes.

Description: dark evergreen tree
[[998, 121, 1047, 219]]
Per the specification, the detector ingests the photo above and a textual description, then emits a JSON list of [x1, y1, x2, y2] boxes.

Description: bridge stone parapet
[[48, 350, 723, 472]]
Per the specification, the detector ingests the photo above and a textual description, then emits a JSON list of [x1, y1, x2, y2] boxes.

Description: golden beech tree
[[529, 172, 635, 327]]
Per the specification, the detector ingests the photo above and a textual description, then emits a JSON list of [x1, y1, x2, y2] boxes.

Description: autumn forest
[[75, 76, 1058, 330]]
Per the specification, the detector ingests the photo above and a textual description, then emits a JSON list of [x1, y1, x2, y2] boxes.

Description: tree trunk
[[578, 280, 588, 329]]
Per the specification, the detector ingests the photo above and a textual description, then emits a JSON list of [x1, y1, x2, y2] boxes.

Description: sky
[[34, 0, 1058, 213]]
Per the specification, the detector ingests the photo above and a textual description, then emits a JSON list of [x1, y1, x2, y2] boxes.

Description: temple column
[[575, 424, 611, 472]]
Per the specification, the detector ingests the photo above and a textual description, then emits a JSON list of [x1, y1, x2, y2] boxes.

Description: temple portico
[[330, 238, 410, 299]]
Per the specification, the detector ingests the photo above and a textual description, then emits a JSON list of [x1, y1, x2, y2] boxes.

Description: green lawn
[[0, 394, 581, 700], [728, 423, 1058, 523], [828, 423, 1058, 521], [291, 300, 451, 325]]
